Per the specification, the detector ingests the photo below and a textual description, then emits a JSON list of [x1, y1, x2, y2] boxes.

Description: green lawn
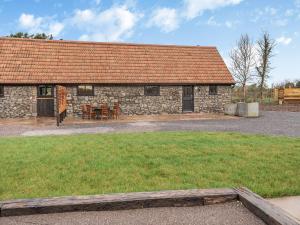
[[0, 132, 299, 200]]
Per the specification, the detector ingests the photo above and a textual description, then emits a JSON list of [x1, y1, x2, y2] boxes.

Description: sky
[[0, 0, 299, 85]]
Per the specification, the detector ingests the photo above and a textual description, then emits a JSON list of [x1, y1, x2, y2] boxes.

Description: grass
[[0, 132, 299, 200]]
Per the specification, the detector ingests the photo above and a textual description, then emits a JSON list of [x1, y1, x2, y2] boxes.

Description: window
[[144, 86, 160, 96], [0, 86, 4, 97], [77, 85, 94, 96], [209, 85, 218, 95], [38, 85, 53, 97]]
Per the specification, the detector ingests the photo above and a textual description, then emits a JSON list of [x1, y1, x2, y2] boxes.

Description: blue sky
[[0, 0, 299, 85]]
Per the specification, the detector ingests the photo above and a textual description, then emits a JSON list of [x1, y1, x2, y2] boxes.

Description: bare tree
[[255, 32, 276, 101], [230, 34, 255, 101]]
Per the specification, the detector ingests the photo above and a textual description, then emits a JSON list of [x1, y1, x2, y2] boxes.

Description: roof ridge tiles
[[0, 37, 217, 49]]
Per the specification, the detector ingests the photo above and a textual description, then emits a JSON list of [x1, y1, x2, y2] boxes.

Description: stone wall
[[0, 86, 37, 118], [66, 85, 183, 117], [194, 85, 232, 113], [0, 84, 232, 118]]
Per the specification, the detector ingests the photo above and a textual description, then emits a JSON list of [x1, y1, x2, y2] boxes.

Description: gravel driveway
[[0, 202, 265, 225], [0, 111, 299, 137]]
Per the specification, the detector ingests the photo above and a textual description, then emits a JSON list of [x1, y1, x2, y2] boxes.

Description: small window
[[38, 85, 53, 97], [145, 86, 160, 96], [0, 86, 4, 97], [78, 85, 94, 96], [209, 85, 218, 95]]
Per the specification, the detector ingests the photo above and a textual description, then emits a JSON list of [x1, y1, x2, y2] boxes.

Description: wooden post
[[235, 187, 300, 225], [56, 85, 60, 127], [56, 85, 67, 127]]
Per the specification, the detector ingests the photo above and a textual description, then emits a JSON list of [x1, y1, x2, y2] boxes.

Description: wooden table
[[92, 107, 102, 120], [93, 107, 113, 120]]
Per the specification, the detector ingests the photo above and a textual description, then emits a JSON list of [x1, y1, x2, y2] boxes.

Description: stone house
[[0, 38, 234, 118]]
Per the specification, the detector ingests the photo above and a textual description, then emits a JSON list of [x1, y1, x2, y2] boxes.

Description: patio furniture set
[[81, 102, 120, 120]]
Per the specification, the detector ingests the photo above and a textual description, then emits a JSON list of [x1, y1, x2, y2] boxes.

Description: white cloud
[[252, 6, 294, 26], [207, 16, 221, 26], [251, 7, 279, 23], [225, 21, 233, 28], [18, 4, 141, 42], [147, 8, 179, 32], [48, 22, 64, 36], [19, 13, 43, 30], [18, 13, 64, 37], [276, 36, 292, 45], [73, 9, 95, 24], [295, 0, 300, 7], [183, 0, 243, 20], [71, 5, 142, 41], [147, 0, 243, 32], [205, 17, 239, 28]]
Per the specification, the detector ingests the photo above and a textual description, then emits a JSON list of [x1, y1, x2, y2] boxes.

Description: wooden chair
[[81, 104, 95, 119], [111, 102, 120, 119], [100, 103, 109, 120], [81, 104, 89, 119], [86, 104, 96, 119]]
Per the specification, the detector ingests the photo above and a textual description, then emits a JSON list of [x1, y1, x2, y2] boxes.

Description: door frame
[[37, 85, 55, 117], [182, 85, 194, 113]]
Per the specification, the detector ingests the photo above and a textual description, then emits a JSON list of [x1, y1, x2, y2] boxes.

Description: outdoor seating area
[[81, 102, 120, 120]]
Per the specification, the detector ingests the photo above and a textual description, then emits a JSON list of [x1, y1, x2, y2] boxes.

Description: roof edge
[[0, 37, 217, 49], [0, 82, 235, 85]]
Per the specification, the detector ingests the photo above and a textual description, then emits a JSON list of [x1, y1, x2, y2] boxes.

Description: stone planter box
[[225, 102, 259, 118], [246, 102, 259, 117], [237, 102, 247, 117], [224, 103, 237, 116]]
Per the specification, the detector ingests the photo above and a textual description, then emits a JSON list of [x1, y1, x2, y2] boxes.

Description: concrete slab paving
[[269, 196, 300, 222], [0, 202, 266, 225], [22, 126, 115, 136]]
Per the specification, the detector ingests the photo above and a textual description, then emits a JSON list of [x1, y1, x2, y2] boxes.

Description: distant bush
[[7, 32, 53, 40]]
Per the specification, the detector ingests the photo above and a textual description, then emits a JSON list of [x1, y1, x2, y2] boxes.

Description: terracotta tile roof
[[0, 38, 234, 84]]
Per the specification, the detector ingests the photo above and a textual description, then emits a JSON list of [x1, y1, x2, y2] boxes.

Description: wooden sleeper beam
[[0, 188, 237, 217], [1, 187, 299, 225]]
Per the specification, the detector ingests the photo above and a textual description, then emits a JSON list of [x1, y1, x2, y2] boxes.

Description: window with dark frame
[[0, 86, 4, 97], [209, 85, 218, 95], [38, 85, 53, 97], [77, 85, 94, 96], [144, 86, 160, 96]]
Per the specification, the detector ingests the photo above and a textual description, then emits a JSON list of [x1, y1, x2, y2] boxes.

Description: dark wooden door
[[182, 86, 194, 112], [37, 99, 55, 117], [37, 85, 55, 117]]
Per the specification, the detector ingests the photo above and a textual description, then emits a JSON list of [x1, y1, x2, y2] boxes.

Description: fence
[[260, 104, 300, 112], [275, 87, 300, 104]]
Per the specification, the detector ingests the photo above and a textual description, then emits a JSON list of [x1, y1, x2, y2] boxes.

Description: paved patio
[[0, 111, 299, 137], [0, 112, 235, 126]]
